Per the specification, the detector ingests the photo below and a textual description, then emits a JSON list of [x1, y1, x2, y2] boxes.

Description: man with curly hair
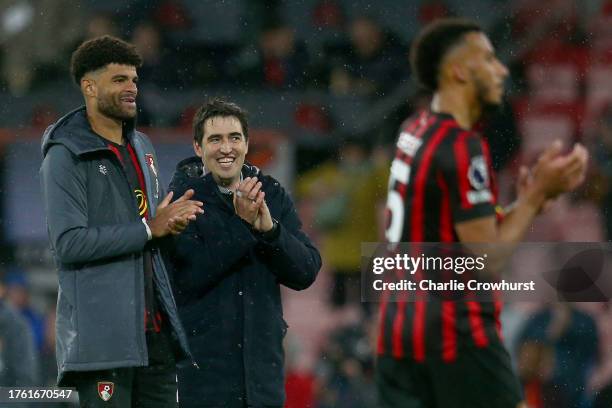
[[40, 35, 203, 407]]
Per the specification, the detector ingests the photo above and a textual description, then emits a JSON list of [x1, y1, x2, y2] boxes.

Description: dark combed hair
[[70, 35, 142, 85], [193, 99, 249, 145], [410, 18, 482, 92]]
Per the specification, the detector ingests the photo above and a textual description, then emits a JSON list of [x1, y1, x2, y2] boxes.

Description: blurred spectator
[[517, 340, 569, 408], [132, 21, 164, 81], [0, 0, 83, 94], [496, 0, 589, 86], [5, 270, 45, 352], [312, 0, 344, 29], [130, 21, 175, 125], [131, 21, 184, 88], [284, 336, 316, 408], [84, 12, 118, 39], [231, 21, 310, 90], [0, 269, 39, 387], [285, 369, 316, 408], [39, 303, 57, 387], [296, 139, 387, 308], [418, 0, 452, 24], [518, 303, 599, 408], [314, 317, 377, 408], [328, 15, 407, 99], [152, 0, 191, 32]]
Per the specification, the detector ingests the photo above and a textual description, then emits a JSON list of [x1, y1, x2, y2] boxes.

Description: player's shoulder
[[399, 111, 471, 138], [432, 126, 484, 168]]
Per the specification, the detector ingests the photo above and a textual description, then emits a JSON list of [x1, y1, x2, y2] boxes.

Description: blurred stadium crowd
[[2, 0, 612, 406]]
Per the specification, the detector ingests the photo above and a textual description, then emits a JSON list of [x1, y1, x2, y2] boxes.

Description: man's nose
[[499, 61, 509, 79], [220, 140, 232, 153], [126, 80, 138, 94]]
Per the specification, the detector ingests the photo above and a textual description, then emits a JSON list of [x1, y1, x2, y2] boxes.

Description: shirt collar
[[217, 171, 243, 195]]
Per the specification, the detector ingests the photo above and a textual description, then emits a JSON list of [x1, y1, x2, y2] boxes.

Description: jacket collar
[[41, 106, 137, 158], [172, 156, 261, 199]]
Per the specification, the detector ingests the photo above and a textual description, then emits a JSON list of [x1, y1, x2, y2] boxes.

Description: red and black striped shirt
[[108, 140, 163, 333], [377, 110, 503, 363]]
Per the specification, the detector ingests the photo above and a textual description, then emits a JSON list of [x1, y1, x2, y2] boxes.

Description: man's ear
[[245, 138, 249, 155], [81, 78, 96, 97], [193, 140, 203, 157], [450, 62, 469, 84]]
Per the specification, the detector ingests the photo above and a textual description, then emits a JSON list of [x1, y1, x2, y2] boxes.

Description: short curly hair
[[193, 99, 249, 145], [410, 18, 482, 92], [70, 35, 142, 85]]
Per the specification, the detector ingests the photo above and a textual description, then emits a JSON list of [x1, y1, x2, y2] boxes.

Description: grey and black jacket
[[40, 107, 192, 386]]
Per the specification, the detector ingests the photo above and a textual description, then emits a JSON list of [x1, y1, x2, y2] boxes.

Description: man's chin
[[213, 169, 239, 180], [122, 109, 137, 119], [101, 108, 136, 121]]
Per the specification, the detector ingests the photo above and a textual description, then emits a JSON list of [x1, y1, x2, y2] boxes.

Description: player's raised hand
[[530, 141, 589, 200], [516, 165, 554, 214], [148, 189, 204, 237], [562, 143, 588, 191]]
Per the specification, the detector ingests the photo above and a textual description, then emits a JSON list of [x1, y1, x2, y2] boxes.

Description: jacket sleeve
[[40, 145, 148, 264], [259, 187, 321, 290], [172, 213, 259, 295]]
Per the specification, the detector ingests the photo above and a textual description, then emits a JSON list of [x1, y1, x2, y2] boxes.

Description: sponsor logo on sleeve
[[397, 132, 423, 157]]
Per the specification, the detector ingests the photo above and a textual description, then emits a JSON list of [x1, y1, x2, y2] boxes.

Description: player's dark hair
[[410, 18, 482, 92], [70, 35, 142, 85], [193, 99, 249, 145]]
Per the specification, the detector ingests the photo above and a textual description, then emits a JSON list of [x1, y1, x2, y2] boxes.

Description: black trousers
[[74, 329, 177, 408], [376, 342, 523, 408]]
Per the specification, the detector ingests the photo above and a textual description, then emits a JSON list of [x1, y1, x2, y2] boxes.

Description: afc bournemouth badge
[[98, 382, 114, 401]]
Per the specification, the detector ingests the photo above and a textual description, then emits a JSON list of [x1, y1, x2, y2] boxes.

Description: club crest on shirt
[[468, 155, 489, 191], [97, 382, 114, 401]]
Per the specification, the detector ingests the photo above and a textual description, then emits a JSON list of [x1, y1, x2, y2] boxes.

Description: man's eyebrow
[[207, 132, 243, 138], [111, 74, 139, 81]]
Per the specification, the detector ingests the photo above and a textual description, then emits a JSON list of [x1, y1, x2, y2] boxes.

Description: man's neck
[[431, 86, 481, 130], [87, 109, 124, 145], [213, 175, 240, 192], [213, 170, 243, 192]]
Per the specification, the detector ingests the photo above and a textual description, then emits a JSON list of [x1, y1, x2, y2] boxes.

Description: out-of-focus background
[[1, 0, 612, 406]]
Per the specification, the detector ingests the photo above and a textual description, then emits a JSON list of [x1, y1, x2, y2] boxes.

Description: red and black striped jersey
[[377, 110, 503, 363]]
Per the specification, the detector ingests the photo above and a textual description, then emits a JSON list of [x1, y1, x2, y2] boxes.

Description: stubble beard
[[97, 93, 136, 121], [473, 73, 503, 119]]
